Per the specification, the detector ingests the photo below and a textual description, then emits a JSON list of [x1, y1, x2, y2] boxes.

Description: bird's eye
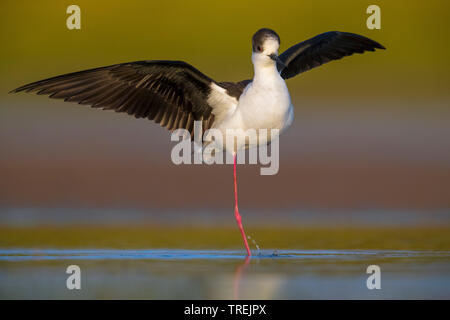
[[257, 46, 262, 52]]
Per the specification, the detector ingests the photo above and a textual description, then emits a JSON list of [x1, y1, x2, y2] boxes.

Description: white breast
[[205, 64, 294, 154], [218, 65, 294, 135], [238, 77, 293, 132]]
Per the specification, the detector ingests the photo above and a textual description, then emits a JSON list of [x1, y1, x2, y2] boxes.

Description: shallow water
[[1, 248, 449, 261], [1, 248, 449, 299], [1, 206, 449, 299]]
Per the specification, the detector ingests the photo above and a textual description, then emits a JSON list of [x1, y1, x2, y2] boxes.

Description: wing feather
[[11, 60, 222, 136], [278, 31, 385, 79]]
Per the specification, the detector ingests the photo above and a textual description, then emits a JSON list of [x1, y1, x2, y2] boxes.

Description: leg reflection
[[233, 255, 251, 299]]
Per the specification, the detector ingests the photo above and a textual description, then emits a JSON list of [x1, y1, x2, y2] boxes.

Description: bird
[[11, 28, 385, 256]]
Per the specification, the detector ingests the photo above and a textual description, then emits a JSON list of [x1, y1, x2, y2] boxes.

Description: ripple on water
[[0, 249, 449, 262]]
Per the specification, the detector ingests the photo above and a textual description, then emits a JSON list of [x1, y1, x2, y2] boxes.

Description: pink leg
[[234, 154, 251, 256]]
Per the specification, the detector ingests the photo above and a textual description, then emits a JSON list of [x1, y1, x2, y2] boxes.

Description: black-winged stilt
[[11, 28, 385, 256]]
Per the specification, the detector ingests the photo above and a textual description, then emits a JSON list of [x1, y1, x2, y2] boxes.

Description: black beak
[[268, 53, 286, 70]]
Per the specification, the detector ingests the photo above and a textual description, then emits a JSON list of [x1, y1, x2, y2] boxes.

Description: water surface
[[1, 248, 449, 299]]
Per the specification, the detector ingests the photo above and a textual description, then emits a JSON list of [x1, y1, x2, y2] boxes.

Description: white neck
[[253, 61, 281, 86]]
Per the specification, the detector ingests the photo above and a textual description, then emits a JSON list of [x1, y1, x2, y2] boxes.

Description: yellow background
[[1, 0, 449, 105]]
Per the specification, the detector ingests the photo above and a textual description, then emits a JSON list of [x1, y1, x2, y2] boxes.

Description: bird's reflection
[[233, 255, 251, 299]]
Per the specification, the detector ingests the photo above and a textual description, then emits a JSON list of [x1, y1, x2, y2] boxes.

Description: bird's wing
[[11, 60, 235, 136], [277, 31, 385, 79], [218, 80, 252, 99]]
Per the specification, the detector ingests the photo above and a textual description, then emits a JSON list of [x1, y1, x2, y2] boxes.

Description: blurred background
[[0, 0, 449, 242]]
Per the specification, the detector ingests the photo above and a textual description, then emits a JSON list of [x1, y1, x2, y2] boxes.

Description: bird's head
[[251, 28, 284, 69]]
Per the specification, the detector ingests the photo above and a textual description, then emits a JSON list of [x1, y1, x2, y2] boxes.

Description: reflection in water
[[0, 249, 449, 299], [233, 255, 250, 299]]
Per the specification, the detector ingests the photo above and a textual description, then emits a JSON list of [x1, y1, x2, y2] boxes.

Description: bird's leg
[[234, 154, 252, 256]]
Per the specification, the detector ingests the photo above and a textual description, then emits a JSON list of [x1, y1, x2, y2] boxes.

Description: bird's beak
[[268, 53, 286, 70]]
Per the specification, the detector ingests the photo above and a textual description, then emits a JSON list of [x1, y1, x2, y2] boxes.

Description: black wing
[[11, 60, 218, 134], [217, 80, 252, 99], [278, 31, 385, 79]]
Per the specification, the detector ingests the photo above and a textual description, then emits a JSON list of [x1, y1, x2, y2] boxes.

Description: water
[[0, 206, 449, 299], [247, 235, 261, 255], [1, 249, 449, 299]]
